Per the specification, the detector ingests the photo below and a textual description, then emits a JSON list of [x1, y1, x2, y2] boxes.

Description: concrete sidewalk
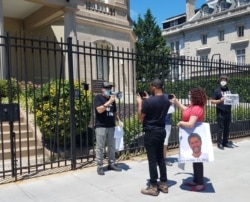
[[0, 138, 249, 202]]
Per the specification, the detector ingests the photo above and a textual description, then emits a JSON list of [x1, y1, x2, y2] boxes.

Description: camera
[[110, 91, 123, 99]]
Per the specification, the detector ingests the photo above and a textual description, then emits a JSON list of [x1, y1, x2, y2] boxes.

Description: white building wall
[[163, 2, 250, 64]]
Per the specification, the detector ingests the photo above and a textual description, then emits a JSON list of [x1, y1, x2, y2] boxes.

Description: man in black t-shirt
[[211, 75, 233, 150], [137, 79, 171, 196], [94, 81, 122, 175]]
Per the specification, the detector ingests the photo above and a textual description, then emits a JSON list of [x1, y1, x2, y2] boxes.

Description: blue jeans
[[95, 127, 115, 167], [144, 130, 167, 184]]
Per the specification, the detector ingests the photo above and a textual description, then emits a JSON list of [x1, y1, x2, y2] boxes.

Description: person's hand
[[118, 120, 124, 127], [109, 95, 116, 103], [143, 91, 150, 99], [136, 93, 142, 104], [177, 121, 182, 127], [220, 96, 226, 102], [171, 94, 177, 104]]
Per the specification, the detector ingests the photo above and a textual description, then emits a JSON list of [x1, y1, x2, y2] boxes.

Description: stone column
[[64, 6, 78, 80], [0, 0, 5, 79]]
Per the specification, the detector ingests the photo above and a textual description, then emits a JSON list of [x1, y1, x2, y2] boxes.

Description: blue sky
[[130, 0, 206, 26]]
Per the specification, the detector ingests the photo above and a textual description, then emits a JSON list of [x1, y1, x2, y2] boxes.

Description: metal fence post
[[67, 37, 76, 169]]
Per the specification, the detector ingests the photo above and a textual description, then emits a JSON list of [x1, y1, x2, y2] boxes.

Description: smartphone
[[168, 94, 174, 99], [138, 91, 146, 98]]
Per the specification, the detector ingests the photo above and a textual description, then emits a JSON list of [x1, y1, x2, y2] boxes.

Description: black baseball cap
[[102, 81, 113, 88]]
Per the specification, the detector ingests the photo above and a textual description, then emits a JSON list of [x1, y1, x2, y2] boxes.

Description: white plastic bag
[[114, 126, 124, 151]]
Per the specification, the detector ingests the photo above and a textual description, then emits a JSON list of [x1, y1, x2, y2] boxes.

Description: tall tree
[[133, 9, 170, 85]]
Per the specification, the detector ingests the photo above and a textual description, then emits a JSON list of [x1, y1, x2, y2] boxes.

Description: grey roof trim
[[162, 5, 250, 36]]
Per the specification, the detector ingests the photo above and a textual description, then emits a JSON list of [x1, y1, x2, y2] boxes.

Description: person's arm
[[136, 94, 145, 122], [173, 98, 188, 111], [210, 89, 224, 105], [115, 112, 124, 127], [177, 116, 198, 128], [96, 95, 116, 114], [210, 97, 225, 105]]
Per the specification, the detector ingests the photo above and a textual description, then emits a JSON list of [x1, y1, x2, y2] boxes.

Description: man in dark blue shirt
[[211, 75, 233, 150]]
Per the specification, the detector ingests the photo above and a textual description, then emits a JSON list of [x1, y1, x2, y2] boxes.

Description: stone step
[[0, 122, 28, 131], [0, 146, 44, 160], [0, 155, 46, 171], [0, 138, 39, 149], [0, 130, 33, 141]]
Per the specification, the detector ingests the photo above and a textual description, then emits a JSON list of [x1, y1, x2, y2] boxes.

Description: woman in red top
[[173, 87, 207, 192]]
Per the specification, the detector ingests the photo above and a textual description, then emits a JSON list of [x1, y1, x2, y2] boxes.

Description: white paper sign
[[224, 94, 239, 105]]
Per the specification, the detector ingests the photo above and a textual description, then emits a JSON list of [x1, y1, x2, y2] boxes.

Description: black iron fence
[[0, 34, 250, 184]]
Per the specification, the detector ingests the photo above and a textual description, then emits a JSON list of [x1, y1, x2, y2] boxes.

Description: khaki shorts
[[164, 124, 171, 146]]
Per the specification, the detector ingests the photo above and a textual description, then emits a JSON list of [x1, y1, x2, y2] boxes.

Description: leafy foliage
[[34, 80, 92, 146], [123, 114, 143, 146], [133, 9, 170, 82], [0, 78, 19, 100]]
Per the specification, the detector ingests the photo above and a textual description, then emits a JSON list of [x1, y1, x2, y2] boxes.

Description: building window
[[219, 0, 232, 10], [96, 45, 110, 80], [170, 42, 175, 52], [220, 1, 227, 11], [200, 55, 208, 61], [175, 41, 180, 53], [200, 55, 209, 69], [237, 25, 244, 37], [202, 4, 214, 16], [218, 30, 224, 41], [236, 49, 245, 64], [201, 34, 207, 45], [239, 0, 250, 6], [170, 20, 178, 27], [202, 6, 209, 16], [170, 55, 179, 81], [170, 41, 180, 54]]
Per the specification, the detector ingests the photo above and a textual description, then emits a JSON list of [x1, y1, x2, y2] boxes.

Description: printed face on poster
[[178, 122, 214, 163]]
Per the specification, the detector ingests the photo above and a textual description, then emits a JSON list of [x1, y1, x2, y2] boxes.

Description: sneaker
[[190, 185, 205, 192], [183, 181, 197, 186], [108, 164, 122, 171], [158, 181, 168, 193], [165, 161, 173, 166], [217, 143, 224, 150], [141, 184, 159, 196], [97, 167, 105, 175], [223, 143, 234, 148]]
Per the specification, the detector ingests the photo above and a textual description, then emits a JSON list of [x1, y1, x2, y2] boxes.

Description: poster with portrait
[[178, 122, 214, 163]]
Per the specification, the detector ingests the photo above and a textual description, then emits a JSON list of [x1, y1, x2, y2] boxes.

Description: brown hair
[[190, 87, 207, 107]]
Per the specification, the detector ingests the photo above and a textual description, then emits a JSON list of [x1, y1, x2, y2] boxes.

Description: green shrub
[[18, 80, 41, 98], [0, 78, 19, 100], [232, 105, 250, 121], [123, 114, 143, 146], [205, 106, 217, 123], [34, 80, 92, 146]]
